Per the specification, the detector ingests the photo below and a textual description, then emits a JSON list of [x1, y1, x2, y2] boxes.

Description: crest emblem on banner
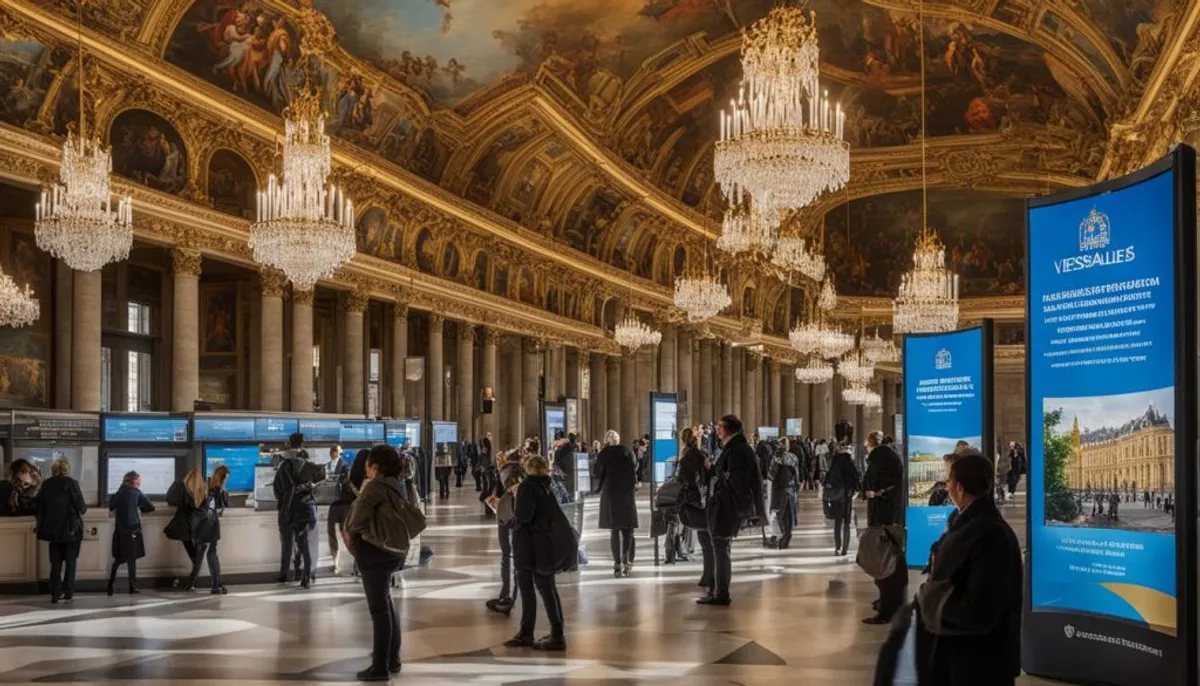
[[935, 349, 952, 370], [1064, 624, 1076, 639], [1079, 208, 1111, 251]]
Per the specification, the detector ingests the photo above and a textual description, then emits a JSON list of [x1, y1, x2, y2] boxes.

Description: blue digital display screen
[[1027, 168, 1178, 632], [386, 421, 421, 449], [204, 444, 262, 492], [193, 417, 256, 442], [432, 422, 457, 445], [103, 417, 189, 443], [298, 419, 341, 442], [903, 327, 985, 568], [339, 421, 384, 443], [651, 396, 678, 485], [255, 417, 298, 442]]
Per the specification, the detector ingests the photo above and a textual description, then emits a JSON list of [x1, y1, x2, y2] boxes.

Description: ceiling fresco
[[823, 188, 1025, 298]]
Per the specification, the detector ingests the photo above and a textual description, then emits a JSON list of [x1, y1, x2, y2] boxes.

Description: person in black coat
[[325, 445, 353, 576], [276, 440, 319, 588], [766, 438, 800, 549], [35, 457, 86, 603], [823, 443, 861, 556], [698, 415, 765, 606], [913, 453, 1022, 686], [594, 430, 639, 578], [862, 430, 907, 624], [107, 471, 155, 595], [486, 449, 526, 616], [181, 466, 230, 594], [504, 454, 567, 652], [0, 458, 41, 516]]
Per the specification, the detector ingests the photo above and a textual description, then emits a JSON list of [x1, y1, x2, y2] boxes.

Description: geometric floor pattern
[[0, 488, 1054, 684]]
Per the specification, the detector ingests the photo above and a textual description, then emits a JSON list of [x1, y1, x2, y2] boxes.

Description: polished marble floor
[[0, 486, 1055, 685]]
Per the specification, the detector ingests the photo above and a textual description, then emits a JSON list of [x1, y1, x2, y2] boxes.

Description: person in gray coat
[[594, 429, 639, 577]]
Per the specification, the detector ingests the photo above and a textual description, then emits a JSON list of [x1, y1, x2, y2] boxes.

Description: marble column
[[606, 356, 621, 438], [677, 328, 694, 428], [53, 262, 72, 409], [170, 249, 201, 412], [659, 326, 677, 394], [755, 356, 765, 433], [812, 380, 832, 440], [521, 337, 540, 440], [781, 364, 794, 434], [748, 353, 763, 432], [621, 353, 637, 443], [290, 288, 314, 412], [392, 304, 409, 417], [636, 347, 653, 438], [258, 269, 287, 411], [343, 290, 368, 415], [457, 324, 476, 441], [882, 378, 897, 438], [481, 328, 499, 441], [545, 344, 562, 401], [507, 338, 524, 446], [731, 347, 743, 418], [768, 359, 782, 434], [833, 375, 848, 428], [698, 339, 714, 424], [720, 342, 733, 420], [796, 377, 812, 437], [590, 352, 607, 441], [428, 314, 445, 421], [571, 350, 587, 438], [71, 270, 102, 411]]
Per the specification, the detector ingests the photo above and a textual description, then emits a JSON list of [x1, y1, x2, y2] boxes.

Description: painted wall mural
[[0, 38, 69, 128], [0, 229, 51, 408], [109, 109, 189, 194], [207, 149, 256, 218], [357, 206, 404, 262], [823, 189, 1025, 298]]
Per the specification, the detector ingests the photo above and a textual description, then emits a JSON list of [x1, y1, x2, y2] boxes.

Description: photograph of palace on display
[[907, 435, 981, 501]]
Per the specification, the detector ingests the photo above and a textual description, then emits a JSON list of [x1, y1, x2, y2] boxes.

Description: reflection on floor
[[0, 488, 1051, 684]]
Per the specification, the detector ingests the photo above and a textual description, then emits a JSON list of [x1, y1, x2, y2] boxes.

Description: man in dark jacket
[[275, 433, 318, 588], [698, 415, 765, 606], [553, 433, 579, 493], [915, 452, 1022, 686], [863, 430, 906, 624]]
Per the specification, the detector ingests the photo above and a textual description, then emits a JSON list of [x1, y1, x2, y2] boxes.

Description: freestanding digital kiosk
[[1022, 145, 1197, 686]]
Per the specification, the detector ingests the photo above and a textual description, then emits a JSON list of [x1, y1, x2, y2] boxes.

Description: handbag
[[495, 491, 516, 527], [856, 524, 907, 579], [654, 478, 683, 510], [362, 483, 428, 556]]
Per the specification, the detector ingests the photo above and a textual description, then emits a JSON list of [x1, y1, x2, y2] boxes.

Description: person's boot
[[533, 632, 566, 651], [504, 633, 535, 648], [105, 582, 114, 597]]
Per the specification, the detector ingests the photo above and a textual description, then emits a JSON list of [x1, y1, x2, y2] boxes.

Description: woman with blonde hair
[[35, 456, 86, 603], [505, 453, 567, 651], [594, 428, 639, 577], [181, 465, 230, 594]]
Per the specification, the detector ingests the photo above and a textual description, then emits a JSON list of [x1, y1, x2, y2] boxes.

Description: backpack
[[655, 478, 683, 511], [495, 491, 516, 527], [536, 481, 580, 575], [856, 524, 907, 579], [362, 482, 427, 556]]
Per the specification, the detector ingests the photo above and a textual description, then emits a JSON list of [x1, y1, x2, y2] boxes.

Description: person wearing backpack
[[486, 449, 525, 617], [505, 453, 570, 652], [276, 435, 319, 588], [181, 466, 230, 594], [344, 445, 423, 681], [823, 441, 861, 557], [273, 432, 306, 583]]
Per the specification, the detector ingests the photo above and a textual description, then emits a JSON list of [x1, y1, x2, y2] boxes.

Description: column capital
[[172, 248, 202, 277], [747, 350, 762, 371], [346, 289, 370, 314], [429, 312, 445, 333], [394, 301, 409, 320], [259, 268, 288, 298], [522, 337, 541, 355], [577, 349, 591, 367], [767, 357, 780, 373], [292, 287, 314, 306], [482, 327, 500, 347], [458, 323, 477, 343]]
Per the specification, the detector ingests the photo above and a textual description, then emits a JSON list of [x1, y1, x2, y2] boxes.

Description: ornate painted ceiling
[[0, 0, 1190, 342]]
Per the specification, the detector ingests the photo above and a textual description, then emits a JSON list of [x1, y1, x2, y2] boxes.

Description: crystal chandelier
[[772, 236, 826, 282], [839, 348, 876, 386], [250, 85, 356, 291], [892, 227, 959, 333], [613, 312, 662, 352], [790, 319, 855, 360], [818, 279, 838, 311], [795, 356, 834, 384], [864, 389, 883, 411], [714, 3, 850, 214], [891, 0, 959, 334], [674, 274, 731, 323], [861, 331, 899, 363], [0, 269, 39, 328], [842, 383, 872, 406], [35, 2, 132, 273], [717, 199, 779, 256]]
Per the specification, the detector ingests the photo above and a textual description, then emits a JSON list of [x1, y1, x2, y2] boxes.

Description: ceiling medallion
[[674, 273, 731, 323], [613, 313, 662, 352], [714, 2, 850, 214], [250, 84, 356, 291], [35, 1, 132, 273], [893, 227, 960, 334], [795, 356, 834, 384], [0, 269, 39, 328], [771, 235, 826, 282]]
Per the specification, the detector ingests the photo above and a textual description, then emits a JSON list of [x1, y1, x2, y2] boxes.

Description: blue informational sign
[[1028, 169, 1178, 638], [193, 417, 256, 442], [255, 417, 298, 442], [338, 421, 384, 443], [757, 426, 779, 439], [785, 418, 802, 437], [204, 444, 262, 492], [297, 418, 341, 442], [650, 393, 678, 485], [903, 326, 985, 568], [386, 421, 421, 449], [431, 421, 458, 446], [543, 404, 565, 458], [103, 416, 189, 443]]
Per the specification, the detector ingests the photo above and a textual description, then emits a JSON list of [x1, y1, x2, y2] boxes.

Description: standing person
[[326, 445, 353, 576], [766, 438, 800, 549], [862, 430, 906, 624], [486, 449, 525, 616], [277, 439, 319, 588], [273, 432, 307, 582], [107, 471, 154, 595], [182, 466, 230, 594], [344, 445, 419, 681], [434, 447, 453, 500], [504, 454, 568, 651], [595, 430, 639, 578], [697, 415, 765, 606], [674, 427, 709, 572], [913, 452, 1023, 686], [478, 433, 493, 492], [994, 443, 1012, 505], [823, 441, 860, 556], [1006, 442, 1025, 498], [0, 458, 41, 516], [35, 457, 86, 604]]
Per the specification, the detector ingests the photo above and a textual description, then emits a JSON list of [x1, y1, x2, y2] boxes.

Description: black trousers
[[293, 521, 316, 579], [696, 530, 732, 598], [361, 561, 403, 671], [775, 489, 797, 547], [435, 467, 452, 499], [48, 540, 81, 599], [516, 568, 564, 638], [832, 502, 853, 553], [277, 522, 293, 580], [497, 526, 516, 600], [472, 469, 482, 492], [186, 541, 222, 588], [109, 559, 138, 590], [328, 503, 350, 570], [609, 528, 635, 568], [875, 549, 908, 619]]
